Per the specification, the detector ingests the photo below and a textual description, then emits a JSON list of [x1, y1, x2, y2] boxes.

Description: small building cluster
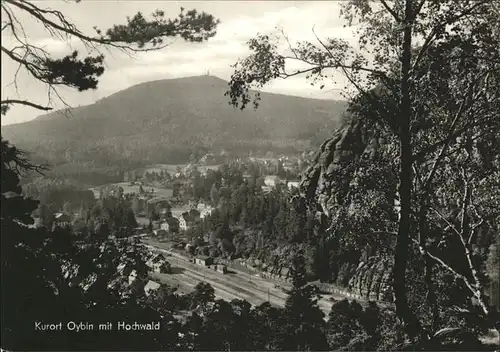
[[192, 255, 227, 274], [194, 255, 213, 266], [146, 253, 171, 274], [54, 212, 72, 227], [160, 217, 180, 233], [197, 203, 214, 219], [178, 209, 201, 231], [215, 264, 228, 274], [262, 175, 300, 192]]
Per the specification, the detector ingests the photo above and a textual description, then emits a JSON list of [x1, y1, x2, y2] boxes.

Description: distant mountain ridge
[[2, 75, 346, 185]]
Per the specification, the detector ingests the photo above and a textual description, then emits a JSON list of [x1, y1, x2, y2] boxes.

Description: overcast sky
[[1, 1, 357, 125]]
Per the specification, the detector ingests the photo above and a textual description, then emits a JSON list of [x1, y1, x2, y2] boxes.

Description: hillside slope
[[2, 75, 346, 184]]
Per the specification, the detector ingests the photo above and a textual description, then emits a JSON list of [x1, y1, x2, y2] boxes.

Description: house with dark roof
[[160, 217, 180, 233], [53, 212, 72, 227], [215, 264, 227, 274], [178, 209, 201, 231], [146, 253, 171, 273], [147, 197, 172, 214], [195, 255, 213, 266]]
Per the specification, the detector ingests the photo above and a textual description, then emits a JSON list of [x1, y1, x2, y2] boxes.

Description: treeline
[[23, 177, 95, 211], [184, 182, 362, 287], [138, 162, 289, 206], [73, 196, 138, 239], [21, 176, 139, 237], [11, 137, 311, 187]]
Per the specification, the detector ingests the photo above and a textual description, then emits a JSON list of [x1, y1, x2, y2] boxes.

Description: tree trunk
[[393, 0, 421, 340], [419, 194, 440, 333]]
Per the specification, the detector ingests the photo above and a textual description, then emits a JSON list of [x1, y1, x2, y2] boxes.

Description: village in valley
[[40, 152, 317, 305]]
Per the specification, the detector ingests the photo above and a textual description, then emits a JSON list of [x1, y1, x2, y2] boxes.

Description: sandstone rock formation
[[299, 116, 397, 302]]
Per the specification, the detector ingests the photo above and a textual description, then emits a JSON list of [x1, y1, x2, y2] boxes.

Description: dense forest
[[2, 75, 345, 186], [186, 168, 499, 308]]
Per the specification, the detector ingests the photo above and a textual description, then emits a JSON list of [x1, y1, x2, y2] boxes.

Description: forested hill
[[2, 76, 346, 170]]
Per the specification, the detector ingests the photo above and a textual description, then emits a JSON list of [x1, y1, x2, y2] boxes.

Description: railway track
[[142, 239, 343, 315]]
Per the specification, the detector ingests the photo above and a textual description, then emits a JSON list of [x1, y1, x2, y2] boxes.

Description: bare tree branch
[[1, 99, 53, 111], [421, 80, 474, 189], [413, 0, 427, 20], [311, 26, 369, 97], [413, 72, 494, 163], [432, 207, 461, 237], [380, 0, 401, 22], [1, 139, 50, 176], [416, 240, 480, 300]]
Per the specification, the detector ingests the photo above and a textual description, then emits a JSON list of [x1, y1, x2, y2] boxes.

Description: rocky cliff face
[[299, 117, 398, 301], [301, 119, 366, 219], [246, 243, 302, 278], [300, 117, 393, 219], [348, 256, 394, 302]]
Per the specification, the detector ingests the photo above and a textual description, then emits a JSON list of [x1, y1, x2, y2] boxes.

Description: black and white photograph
[[1, 0, 499, 351]]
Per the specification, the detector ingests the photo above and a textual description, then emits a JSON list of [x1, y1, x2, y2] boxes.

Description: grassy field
[[89, 182, 173, 199]]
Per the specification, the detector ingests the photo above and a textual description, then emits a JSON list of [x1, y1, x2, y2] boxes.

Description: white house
[[177, 210, 201, 231], [144, 280, 161, 296], [200, 206, 214, 219], [178, 215, 188, 231], [261, 186, 273, 193], [215, 264, 227, 274], [160, 217, 180, 233], [287, 181, 300, 190], [197, 203, 214, 219], [128, 270, 138, 285], [264, 175, 281, 188], [195, 255, 214, 266], [146, 253, 171, 273]]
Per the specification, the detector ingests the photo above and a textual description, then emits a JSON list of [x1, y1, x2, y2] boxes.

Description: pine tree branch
[[4, 0, 216, 53], [1, 99, 53, 111]]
